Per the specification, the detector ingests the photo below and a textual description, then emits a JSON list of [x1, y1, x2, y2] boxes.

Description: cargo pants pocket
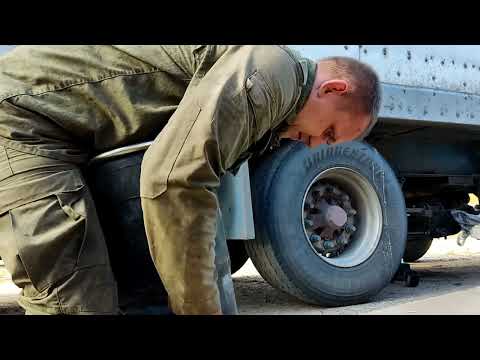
[[9, 186, 88, 293]]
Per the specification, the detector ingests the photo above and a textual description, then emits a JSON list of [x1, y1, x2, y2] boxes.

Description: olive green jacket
[[0, 45, 316, 314]]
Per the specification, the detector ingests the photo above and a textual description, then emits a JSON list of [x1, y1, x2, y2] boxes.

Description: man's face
[[306, 110, 370, 148], [284, 99, 371, 148]]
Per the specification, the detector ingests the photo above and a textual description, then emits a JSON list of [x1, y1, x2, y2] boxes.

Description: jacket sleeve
[[139, 45, 300, 314]]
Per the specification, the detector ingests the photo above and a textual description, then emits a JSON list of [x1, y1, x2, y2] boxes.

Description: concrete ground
[[233, 237, 480, 314], [1, 236, 480, 315], [232, 194, 480, 314]]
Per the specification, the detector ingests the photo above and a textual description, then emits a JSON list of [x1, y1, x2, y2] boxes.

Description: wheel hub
[[304, 182, 357, 257]]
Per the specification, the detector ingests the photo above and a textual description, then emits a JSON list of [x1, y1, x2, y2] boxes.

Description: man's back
[[0, 45, 213, 163]]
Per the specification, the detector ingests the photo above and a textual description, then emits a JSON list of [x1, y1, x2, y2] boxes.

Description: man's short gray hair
[[318, 56, 382, 138]]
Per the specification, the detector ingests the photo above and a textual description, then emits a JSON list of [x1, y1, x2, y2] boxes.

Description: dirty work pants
[[0, 145, 118, 314]]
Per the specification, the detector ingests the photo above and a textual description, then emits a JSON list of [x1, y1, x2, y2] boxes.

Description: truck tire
[[87, 151, 169, 310], [246, 140, 407, 307], [227, 241, 249, 274], [403, 237, 433, 262]]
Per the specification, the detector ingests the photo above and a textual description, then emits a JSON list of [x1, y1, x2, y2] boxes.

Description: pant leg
[[0, 145, 118, 315]]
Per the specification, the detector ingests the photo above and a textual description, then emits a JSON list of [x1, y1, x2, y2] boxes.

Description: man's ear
[[317, 79, 349, 96]]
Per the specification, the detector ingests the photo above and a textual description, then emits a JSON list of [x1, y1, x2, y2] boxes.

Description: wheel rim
[[302, 167, 383, 268]]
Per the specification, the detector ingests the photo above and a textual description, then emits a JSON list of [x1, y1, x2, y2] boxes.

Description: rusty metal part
[[303, 182, 357, 257]]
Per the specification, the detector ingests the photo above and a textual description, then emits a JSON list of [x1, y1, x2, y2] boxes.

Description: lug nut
[[338, 233, 350, 245], [304, 202, 315, 210], [345, 224, 357, 233], [310, 234, 321, 243], [324, 240, 336, 250], [305, 219, 314, 228], [348, 209, 357, 216]]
